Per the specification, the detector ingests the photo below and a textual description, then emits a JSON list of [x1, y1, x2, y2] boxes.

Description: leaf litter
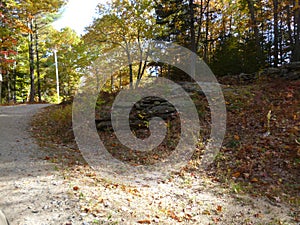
[[31, 78, 300, 224]]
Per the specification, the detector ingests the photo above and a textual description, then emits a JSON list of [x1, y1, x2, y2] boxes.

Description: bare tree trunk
[[0, 67, 2, 104], [13, 67, 16, 102], [135, 59, 148, 89], [110, 73, 114, 92], [6, 70, 10, 102], [124, 41, 133, 89], [246, 0, 259, 44], [293, 0, 300, 61], [128, 63, 133, 89], [34, 20, 41, 102], [246, 0, 262, 63], [279, 17, 284, 64], [273, 0, 279, 67], [204, 0, 210, 62], [119, 70, 122, 89], [196, 0, 203, 52], [28, 19, 35, 103], [286, 4, 294, 48], [0, 81, 2, 104], [189, 0, 196, 53], [135, 35, 150, 88]]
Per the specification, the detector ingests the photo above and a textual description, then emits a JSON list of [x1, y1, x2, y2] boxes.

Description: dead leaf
[[213, 217, 220, 223], [232, 172, 241, 178], [137, 220, 151, 224], [234, 134, 240, 140], [202, 209, 211, 215], [73, 186, 79, 191], [251, 178, 259, 183], [254, 213, 263, 218], [167, 210, 182, 222]]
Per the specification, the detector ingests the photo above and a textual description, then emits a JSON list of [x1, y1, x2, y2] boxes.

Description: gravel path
[[0, 104, 297, 225], [0, 104, 79, 225]]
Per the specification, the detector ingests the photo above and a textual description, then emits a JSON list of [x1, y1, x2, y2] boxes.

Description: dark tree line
[[154, 0, 300, 77]]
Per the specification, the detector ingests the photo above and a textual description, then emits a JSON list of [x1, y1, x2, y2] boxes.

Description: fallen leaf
[[73, 186, 79, 191], [251, 178, 259, 183], [137, 220, 151, 224], [202, 209, 211, 215], [234, 134, 240, 140], [254, 213, 263, 218], [232, 172, 241, 178], [213, 217, 220, 223], [167, 210, 182, 222]]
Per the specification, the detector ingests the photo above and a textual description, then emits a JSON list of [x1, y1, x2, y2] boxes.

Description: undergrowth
[[31, 104, 74, 144]]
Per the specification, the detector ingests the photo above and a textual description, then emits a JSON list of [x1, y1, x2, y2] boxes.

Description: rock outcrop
[[260, 62, 300, 80], [96, 96, 178, 131]]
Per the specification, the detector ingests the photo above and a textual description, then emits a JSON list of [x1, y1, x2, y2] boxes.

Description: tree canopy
[[0, 0, 299, 103]]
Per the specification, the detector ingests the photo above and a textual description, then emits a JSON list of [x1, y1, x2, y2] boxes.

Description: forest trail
[[0, 104, 297, 224], [0, 104, 78, 225]]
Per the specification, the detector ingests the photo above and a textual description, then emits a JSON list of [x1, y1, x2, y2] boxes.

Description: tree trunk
[[196, 0, 203, 52], [135, 51, 149, 89], [279, 17, 284, 64], [189, 0, 196, 53], [6, 70, 10, 103], [286, 4, 294, 48], [28, 19, 35, 103], [13, 67, 16, 103], [110, 73, 114, 92], [246, 0, 262, 62], [273, 0, 279, 67], [119, 70, 122, 89], [34, 21, 41, 102], [204, 0, 210, 62], [0, 81, 2, 104], [293, 0, 300, 61]]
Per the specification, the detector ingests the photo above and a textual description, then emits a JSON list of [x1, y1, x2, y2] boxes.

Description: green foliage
[[210, 35, 265, 76], [1, 0, 298, 101], [210, 36, 243, 76], [41, 27, 83, 102], [83, 0, 161, 89]]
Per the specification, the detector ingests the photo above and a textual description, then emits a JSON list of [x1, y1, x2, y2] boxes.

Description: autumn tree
[[84, 0, 160, 89], [43, 27, 83, 101], [0, 0, 18, 103], [17, 0, 66, 102]]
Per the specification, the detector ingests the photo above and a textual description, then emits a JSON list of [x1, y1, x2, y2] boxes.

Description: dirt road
[[0, 104, 78, 225], [0, 104, 297, 225]]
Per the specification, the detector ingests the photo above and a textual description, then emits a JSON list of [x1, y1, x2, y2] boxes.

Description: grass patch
[[31, 103, 74, 144]]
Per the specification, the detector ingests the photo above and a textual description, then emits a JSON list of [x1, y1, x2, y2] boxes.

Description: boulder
[[95, 96, 178, 131], [266, 68, 281, 75], [283, 61, 300, 69]]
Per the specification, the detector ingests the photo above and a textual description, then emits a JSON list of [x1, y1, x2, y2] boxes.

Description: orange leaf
[[168, 210, 182, 222], [232, 172, 241, 178], [137, 220, 151, 224], [234, 134, 240, 140], [251, 178, 259, 183]]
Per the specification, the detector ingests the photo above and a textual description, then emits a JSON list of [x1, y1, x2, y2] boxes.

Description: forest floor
[[27, 77, 300, 224]]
